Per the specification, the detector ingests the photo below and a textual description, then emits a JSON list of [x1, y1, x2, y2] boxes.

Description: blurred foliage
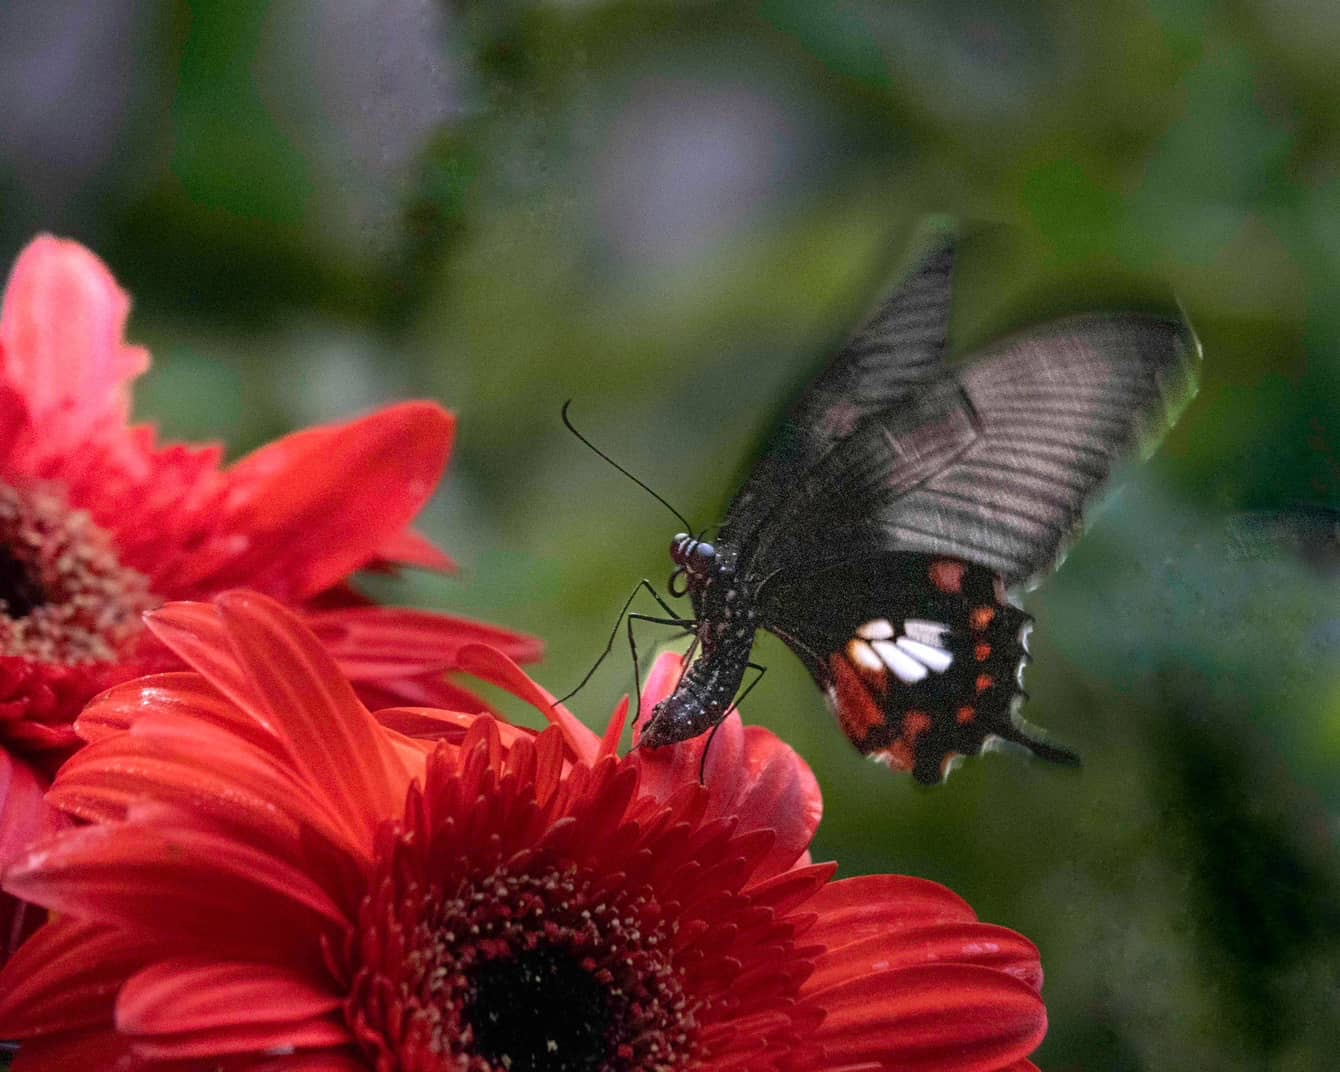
[[2, 1, 1338, 1068]]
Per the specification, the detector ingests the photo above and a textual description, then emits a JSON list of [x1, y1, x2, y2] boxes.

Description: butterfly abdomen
[[641, 636, 754, 749], [646, 538, 763, 749]]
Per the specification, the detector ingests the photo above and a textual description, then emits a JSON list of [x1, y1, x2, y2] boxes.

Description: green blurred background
[[2, 2, 1338, 1068]]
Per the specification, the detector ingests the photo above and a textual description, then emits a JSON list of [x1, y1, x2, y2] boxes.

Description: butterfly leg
[[555, 579, 692, 706], [732, 661, 769, 713], [626, 612, 696, 725]]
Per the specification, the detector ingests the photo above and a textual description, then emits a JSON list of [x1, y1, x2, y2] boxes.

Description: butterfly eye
[[668, 568, 689, 598], [692, 540, 716, 561], [669, 533, 691, 565]]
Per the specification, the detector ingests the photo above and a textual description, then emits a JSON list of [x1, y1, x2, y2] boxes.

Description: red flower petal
[[811, 964, 1047, 1072], [369, 526, 457, 573], [68, 667, 394, 858], [746, 861, 839, 918], [0, 382, 30, 461], [0, 235, 147, 454], [0, 749, 63, 864], [1, 1029, 132, 1072], [0, 919, 153, 1036], [807, 922, 1044, 994], [168, 402, 454, 601], [117, 959, 346, 1058], [598, 695, 630, 760], [51, 709, 339, 856], [249, 1055, 368, 1072], [373, 705, 537, 753], [805, 874, 979, 942], [75, 671, 255, 747], [248, 1054, 368, 1071], [305, 605, 543, 678], [0, 236, 523, 780], [639, 648, 686, 710], [351, 670, 493, 714], [0, 750, 65, 962], [717, 724, 822, 876], [453, 643, 600, 763], [146, 594, 409, 853], [3, 821, 349, 965]]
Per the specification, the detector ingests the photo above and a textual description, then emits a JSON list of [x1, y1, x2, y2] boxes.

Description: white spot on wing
[[871, 639, 928, 683], [904, 619, 950, 647], [857, 618, 895, 640], [846, 639, 883, 674], [896, 636, 954, 673]]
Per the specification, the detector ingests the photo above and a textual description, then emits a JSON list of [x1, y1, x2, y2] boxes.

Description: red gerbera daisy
[[0, 592, 1046, 1070], [0, 236, 540, 957]]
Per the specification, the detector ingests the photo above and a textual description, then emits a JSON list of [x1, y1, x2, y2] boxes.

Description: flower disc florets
[[362, 862, 690, 1072], [346, 743, 814, 1072], [0, 483, 156, 665]]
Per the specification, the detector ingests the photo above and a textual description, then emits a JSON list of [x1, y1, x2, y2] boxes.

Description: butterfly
[[638, 235, 1201, 784]]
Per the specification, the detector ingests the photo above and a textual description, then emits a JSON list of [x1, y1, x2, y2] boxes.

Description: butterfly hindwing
[[761, 553, 1077, 784]]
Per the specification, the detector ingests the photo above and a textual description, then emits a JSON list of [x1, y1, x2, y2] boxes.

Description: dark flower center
[[465, 945, 614, 1072], [351, 859, 696, 1072], [0, 545, 45, 618], [0, 483, 157, 664]]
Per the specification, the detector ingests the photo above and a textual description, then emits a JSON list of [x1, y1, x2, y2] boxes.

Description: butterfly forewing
[[743, 379, 979, 573], [739, 309, 1198, 589], [721, 239, 956, 551], [878, 314, 1201, 585], [794, 242, 955, 443]]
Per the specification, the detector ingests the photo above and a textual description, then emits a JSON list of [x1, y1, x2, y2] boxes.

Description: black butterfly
[[637, 236, 1200, 784]]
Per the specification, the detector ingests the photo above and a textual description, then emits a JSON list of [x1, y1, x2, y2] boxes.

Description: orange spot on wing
[[970, 606, 996, 630], [956, 705, 976, 724], [975, 642, 992, 662], [929, 559, 966, 594], [902, 710, 932, 739], [827, 654, 887, 745], [975, 673, 994, 694]]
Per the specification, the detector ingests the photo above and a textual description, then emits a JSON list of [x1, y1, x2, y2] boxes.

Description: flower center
[[465, 945, 613, 1072], [353, 861, 697, 1072], [0, 545, 45, 618], [0, 483, 157, 664]]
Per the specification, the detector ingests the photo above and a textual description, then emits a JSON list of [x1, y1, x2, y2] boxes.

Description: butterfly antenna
[[561, 400, 695, 532]]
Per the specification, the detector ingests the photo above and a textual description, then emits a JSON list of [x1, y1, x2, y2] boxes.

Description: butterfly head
[[668, 532, 717, 597]]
